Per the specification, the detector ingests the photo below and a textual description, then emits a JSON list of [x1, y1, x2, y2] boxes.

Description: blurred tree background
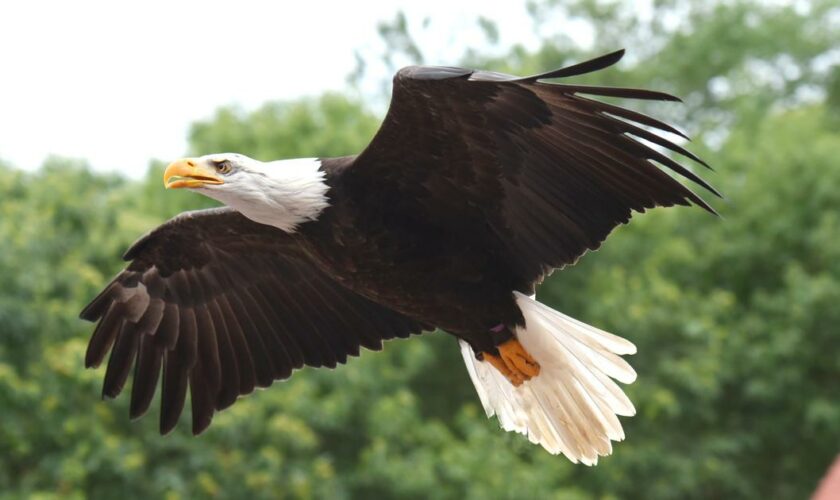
[[2, 0, 839, 498]]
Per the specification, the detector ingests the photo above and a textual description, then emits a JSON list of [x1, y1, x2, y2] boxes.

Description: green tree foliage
[[1, 0, 838, 498], [188, 93, 382, 161]]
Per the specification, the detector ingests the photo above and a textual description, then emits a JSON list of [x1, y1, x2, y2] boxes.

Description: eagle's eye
[[214, 160, 232, 174]]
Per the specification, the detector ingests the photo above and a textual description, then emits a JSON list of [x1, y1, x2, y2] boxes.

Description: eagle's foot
[[482, 352, 525, 386], [485, 338, 540, 386]]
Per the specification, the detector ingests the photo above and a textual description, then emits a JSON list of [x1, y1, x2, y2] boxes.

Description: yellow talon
[[484, 338, 540, 385]]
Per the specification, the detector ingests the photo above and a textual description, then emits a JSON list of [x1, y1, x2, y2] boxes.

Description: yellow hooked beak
[[163, 158, 224, 189]]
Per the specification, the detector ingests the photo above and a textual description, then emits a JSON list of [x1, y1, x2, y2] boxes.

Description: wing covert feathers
[[460, 292, 636, 464]]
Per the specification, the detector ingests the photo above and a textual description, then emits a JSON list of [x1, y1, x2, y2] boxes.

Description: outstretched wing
[[80, 207, 427, 434], [351, 50, 718, 292]]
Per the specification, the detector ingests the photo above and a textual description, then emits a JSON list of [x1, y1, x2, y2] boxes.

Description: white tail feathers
[[459, 291, 637, 465]]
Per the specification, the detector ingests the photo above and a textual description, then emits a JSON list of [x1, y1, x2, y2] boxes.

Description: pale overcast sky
[[0, 1, 544, 177]]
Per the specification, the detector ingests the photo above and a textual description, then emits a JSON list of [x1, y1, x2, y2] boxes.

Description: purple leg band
[[488, 323, 512, 346]]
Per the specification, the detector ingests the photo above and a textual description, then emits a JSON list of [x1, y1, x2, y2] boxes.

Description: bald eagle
[[81, 49, 716, 464]]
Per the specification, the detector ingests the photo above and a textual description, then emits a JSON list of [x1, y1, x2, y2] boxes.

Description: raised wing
[[351, 50, 718, 292], [80, 208, 427, 434]]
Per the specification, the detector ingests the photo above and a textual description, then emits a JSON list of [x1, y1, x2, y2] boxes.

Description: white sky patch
[[0, 0, 539, 176]]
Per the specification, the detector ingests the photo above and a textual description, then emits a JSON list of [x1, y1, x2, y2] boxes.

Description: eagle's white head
[[163, 153, 330, 232]]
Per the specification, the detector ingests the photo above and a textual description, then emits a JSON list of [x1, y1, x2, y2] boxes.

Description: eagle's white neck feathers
[[198, 156, 330, 233]]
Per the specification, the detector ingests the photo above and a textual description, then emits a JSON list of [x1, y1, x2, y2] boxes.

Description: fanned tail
[[459, 291, 636, 465]]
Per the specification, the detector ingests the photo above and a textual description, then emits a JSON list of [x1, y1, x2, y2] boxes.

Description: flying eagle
[[81, 50, 716, 464]]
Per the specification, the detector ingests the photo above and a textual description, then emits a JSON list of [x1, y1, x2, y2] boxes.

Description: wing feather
[[102, 321, 137, 398], [160, 347, 189, 435], [130, 335, 161, 419], [81, 207, 428, 433], [206, 297, 240, 410], [353, 50, 717, 290]]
